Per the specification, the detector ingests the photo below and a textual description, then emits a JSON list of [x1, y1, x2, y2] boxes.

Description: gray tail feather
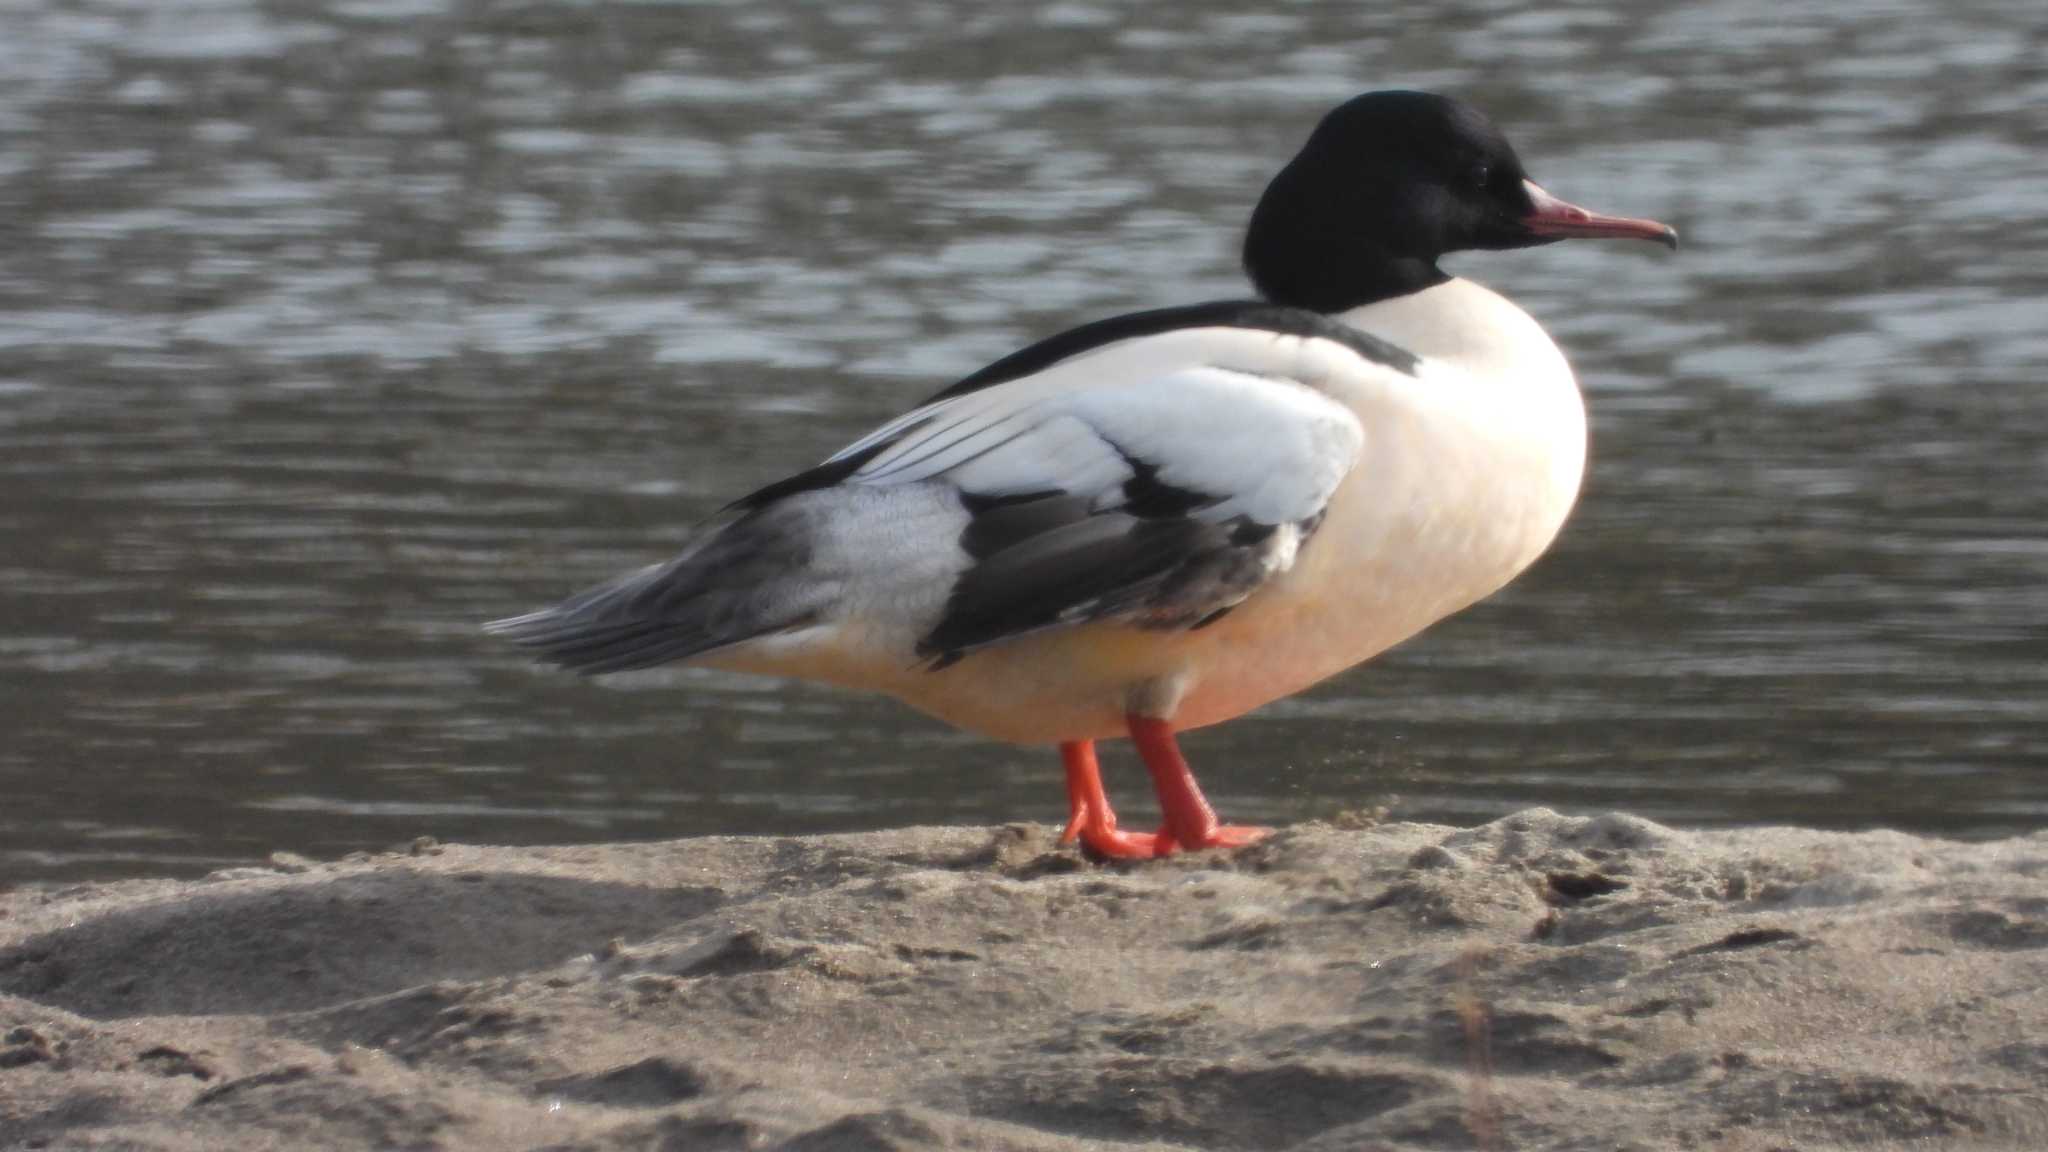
[[485, 509, 822, 675]]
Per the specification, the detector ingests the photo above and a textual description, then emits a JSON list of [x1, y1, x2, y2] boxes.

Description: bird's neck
[[1241, 171, 1450, 313], [1246, 247, 1450, 313]]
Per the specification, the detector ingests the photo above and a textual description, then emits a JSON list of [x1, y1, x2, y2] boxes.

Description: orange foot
[[1060, 741, 1166, 858], [1067, 805, 1169, 859], [1150, 823, 1272, 855], [1128, 714, 1273, 855], [1058, 734, 1271, 859]]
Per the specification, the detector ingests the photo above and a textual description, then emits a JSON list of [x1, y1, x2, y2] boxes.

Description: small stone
[[0, 1028, 53, 1068], [1331, 806, 1389, 830], [1407, 844, 1461, 870], [136, 1045, 214, 1080]]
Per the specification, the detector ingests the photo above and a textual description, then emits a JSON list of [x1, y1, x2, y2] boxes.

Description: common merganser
[[488, 90, 1676, 859]]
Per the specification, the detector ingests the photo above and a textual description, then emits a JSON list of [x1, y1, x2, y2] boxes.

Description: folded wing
[[869, 360, 1364, 665], [490, 323, 1374, 674]]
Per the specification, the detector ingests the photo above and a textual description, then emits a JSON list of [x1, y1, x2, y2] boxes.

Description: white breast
[[1157, 278, 1589, 730], [1336, 276, 1587, 533]]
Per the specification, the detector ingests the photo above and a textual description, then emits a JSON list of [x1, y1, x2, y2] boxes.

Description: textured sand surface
[[3, 810, 2045, 1150]]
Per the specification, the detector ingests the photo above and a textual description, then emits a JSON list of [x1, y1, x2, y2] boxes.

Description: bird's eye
[[1468, 161, 1492, 189]]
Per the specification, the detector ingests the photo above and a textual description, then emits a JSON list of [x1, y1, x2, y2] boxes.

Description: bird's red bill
[[1521, 180, 1678, 248]]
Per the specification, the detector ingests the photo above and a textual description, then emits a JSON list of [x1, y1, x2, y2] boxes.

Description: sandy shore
[[3, 810, 2044, 1150]]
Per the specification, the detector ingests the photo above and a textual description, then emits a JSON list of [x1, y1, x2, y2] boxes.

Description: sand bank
[[4, 810, 2045, 1150]]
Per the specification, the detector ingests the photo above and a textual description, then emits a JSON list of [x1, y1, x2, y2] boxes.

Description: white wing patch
[[811, 326, 1384, 662], [840, 326, 1372, 517]]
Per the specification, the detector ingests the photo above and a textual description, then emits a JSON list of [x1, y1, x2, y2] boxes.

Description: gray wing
[[483, 496, 839, 674]]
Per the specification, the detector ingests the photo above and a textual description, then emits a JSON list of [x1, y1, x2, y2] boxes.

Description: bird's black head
[[1244, 91, 1676, 312]]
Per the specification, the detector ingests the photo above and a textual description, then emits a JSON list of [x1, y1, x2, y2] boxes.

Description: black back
[[925, 298, 1418, 404]]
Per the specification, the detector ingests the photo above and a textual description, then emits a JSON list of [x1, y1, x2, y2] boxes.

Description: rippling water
[[3, 0, 2044, 881]]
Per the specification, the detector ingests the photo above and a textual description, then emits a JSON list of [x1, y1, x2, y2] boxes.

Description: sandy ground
[[2, 810, 2044, 1151]]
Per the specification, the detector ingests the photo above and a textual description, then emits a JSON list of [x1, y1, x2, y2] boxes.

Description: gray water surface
[[4, 0, 2045, 881]]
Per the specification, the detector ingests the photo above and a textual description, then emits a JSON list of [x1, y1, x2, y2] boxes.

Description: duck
[[488, 90, 1677, 860]]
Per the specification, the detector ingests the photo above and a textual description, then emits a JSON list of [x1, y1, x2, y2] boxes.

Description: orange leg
[[1058, 739, 1163, 859], [1059, 741, 1096, 842], [1126, 714, 1270, 854]]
